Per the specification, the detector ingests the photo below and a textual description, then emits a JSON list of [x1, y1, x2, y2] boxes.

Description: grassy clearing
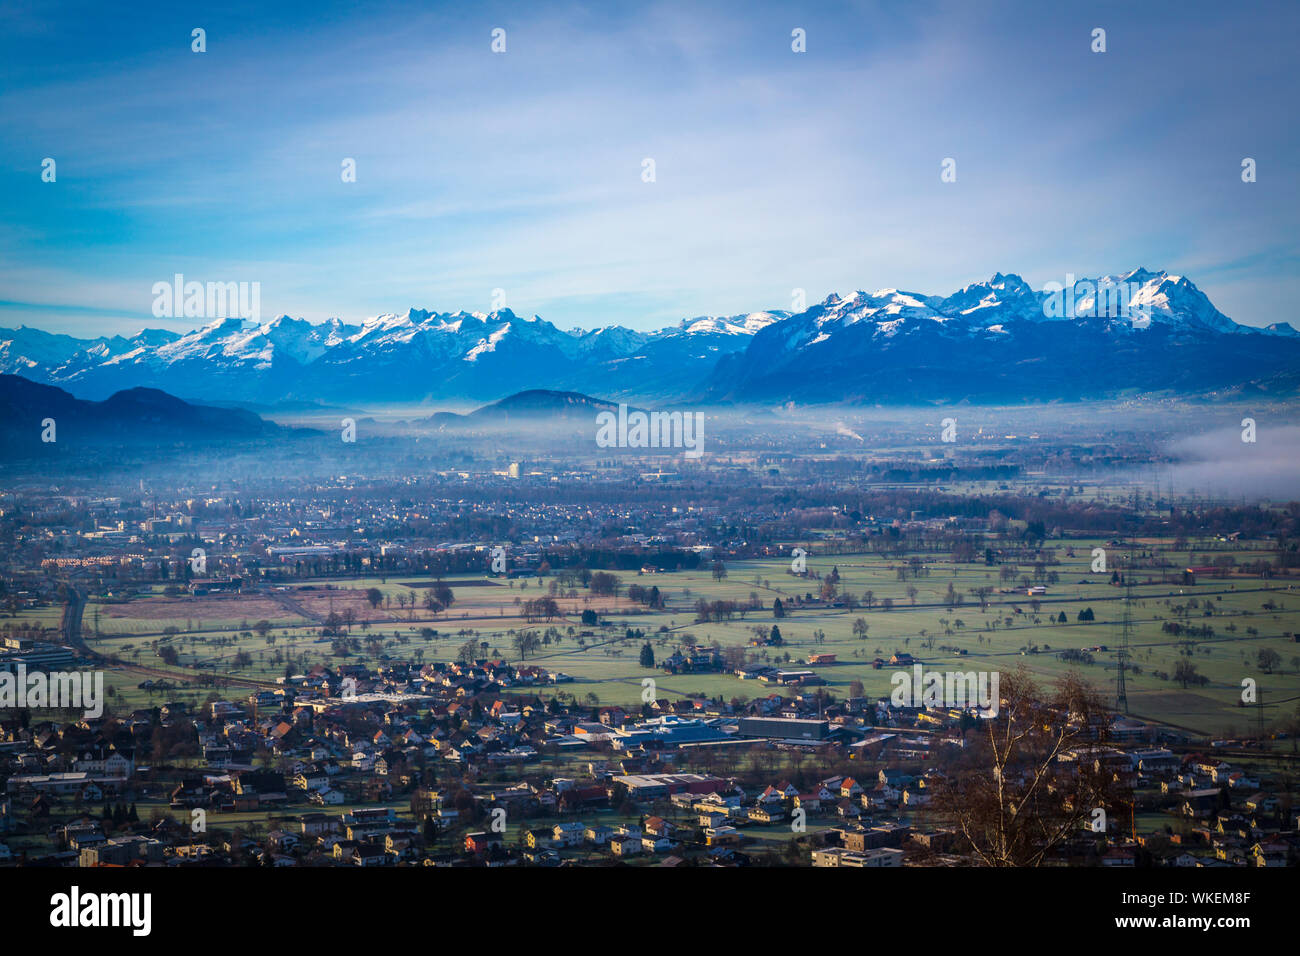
[[9, 537, 1296, 735]]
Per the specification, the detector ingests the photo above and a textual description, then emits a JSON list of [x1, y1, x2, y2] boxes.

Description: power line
[[1115, 537, 1133, 715]]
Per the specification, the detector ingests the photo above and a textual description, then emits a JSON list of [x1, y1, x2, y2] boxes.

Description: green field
[[10, 537, 1299, 736]]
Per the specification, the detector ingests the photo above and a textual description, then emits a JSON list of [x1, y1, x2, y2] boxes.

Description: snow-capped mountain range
[[3, 269, 1296, 406]]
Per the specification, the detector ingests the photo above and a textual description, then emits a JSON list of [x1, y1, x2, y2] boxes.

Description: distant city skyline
[[2, 0, 1297, 337]]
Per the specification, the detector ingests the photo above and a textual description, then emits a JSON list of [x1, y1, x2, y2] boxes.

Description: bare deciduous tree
[[933, 666, 1124, 866]]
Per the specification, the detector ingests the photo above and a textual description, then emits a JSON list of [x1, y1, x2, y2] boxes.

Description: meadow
[[30, 534, 1297, 737]]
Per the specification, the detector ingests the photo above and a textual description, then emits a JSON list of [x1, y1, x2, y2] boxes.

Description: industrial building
[[736, 717, 830, 741]]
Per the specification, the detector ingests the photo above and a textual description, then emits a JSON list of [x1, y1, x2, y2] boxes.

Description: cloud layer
[[1, 0, 1296, 336]]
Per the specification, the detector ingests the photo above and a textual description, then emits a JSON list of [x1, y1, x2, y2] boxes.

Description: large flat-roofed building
[[812, 846, 904, 867], [842, 823, 911, 851], [188, 577, 243, 595], [80, 836, 166, 867], [613, 716, 732, 750], [736, 717, 829, 741], [611, 773, 730, 800], [0, 638, 76, 674], [6, 772, 127, 794]]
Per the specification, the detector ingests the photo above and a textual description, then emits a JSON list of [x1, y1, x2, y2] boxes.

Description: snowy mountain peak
[[1081, 270, 1237, 333], [677, 312, 787, 336], [1, 268, 1280, 405], [937, 272, 1039, 324]]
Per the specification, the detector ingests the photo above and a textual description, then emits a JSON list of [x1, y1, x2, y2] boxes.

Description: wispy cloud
[[1, 0, 1296, 336]]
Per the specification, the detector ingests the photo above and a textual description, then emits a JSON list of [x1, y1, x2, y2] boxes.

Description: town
[[2, 404, 1297, 868], [2, 649, 1295, 869]]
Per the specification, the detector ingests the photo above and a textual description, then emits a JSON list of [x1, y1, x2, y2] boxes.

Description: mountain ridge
[[4, 269, 1297, 406], [0, 374, 276, 458]]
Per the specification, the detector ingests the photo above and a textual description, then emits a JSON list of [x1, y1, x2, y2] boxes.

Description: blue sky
[[1, 0, 1297, 336]]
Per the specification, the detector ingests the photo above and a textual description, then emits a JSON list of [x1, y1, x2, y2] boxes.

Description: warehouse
[[736, 717, 830, 741]]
